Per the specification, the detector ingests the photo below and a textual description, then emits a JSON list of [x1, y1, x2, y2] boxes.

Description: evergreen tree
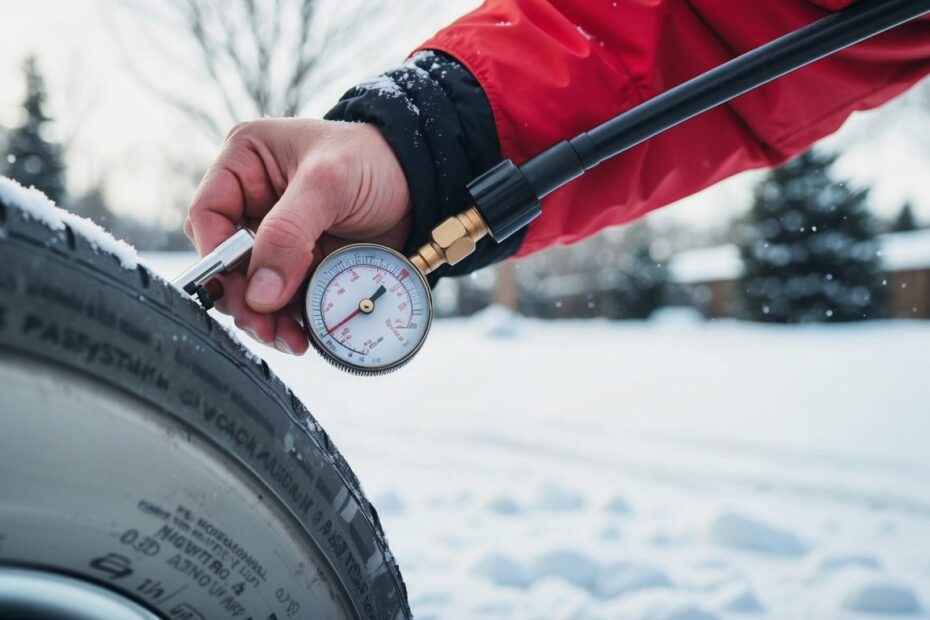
[[891, 202, 918, 233], [603, 235, 667, 320], [2, 57, 66, 204], [738, 149, 885, 323]]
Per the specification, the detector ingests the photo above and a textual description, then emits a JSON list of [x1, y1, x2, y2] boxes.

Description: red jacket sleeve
[[419, 0, 930, 257]]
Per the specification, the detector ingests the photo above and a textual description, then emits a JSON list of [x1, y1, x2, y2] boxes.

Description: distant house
[[666, 245, 742, 318], [668, 229, 930, 319]]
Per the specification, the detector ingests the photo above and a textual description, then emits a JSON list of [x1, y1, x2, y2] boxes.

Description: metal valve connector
[[409, 206, 489, 276]]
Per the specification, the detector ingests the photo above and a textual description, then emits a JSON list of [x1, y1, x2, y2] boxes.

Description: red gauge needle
[[327, 307, 362, 334], [327, 285, 386, 334]]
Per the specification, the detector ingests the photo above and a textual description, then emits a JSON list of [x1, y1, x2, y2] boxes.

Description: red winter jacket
[[328, 1, 930, 277]]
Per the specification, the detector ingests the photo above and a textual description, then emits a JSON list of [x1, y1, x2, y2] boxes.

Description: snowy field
[[149, 254, 930, 620]]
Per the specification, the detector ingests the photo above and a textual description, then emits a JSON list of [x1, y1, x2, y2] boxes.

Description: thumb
[[245, 174, 336, 312]]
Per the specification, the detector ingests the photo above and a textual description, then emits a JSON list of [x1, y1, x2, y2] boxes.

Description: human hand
[[184, 118, 411, 355]]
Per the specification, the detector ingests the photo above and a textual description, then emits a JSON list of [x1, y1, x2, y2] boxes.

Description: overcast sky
[[1, 0, 928, 236]]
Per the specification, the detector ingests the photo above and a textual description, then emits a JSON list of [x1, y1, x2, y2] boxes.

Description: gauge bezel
[[301, 244, 433, 375]]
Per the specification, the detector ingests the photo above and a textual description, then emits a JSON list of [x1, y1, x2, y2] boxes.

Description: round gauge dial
[[303, 244, 432, 374]]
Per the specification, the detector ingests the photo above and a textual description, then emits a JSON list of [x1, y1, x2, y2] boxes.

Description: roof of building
[[668, 245, 742, 285], [668, 229, 930, 284], [879, 228, 930, 272]]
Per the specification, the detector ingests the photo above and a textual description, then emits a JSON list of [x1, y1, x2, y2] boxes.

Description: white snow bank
[[603, 493, 632, 515], [0, 176, 139, 269], [599, 523, 622, 540], [617, 592, 721, 620], [472, 552, 529, 589], [372, 491, 405, 515], [805, 551, 881, 576], [595, 562, 671, 599], [534, 481, 585, 512], [707, 511, 808, 557], [530, 549, 599, 589], [829, 572, 922, 614], [477, 551, 673, 601], [469, 304, 523, 338], [711, 583, 764, 613], [648, 306, 706, 325], [485, 495, 523, 515], [521, 578, 592, 618]]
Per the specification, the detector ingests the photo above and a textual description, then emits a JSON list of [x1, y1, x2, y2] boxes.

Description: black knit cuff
[[325, 51, 526, 282]]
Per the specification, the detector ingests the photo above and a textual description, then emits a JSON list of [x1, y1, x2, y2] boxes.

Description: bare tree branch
[[182, 0, 244, 123], [118, 0, 392, 137]]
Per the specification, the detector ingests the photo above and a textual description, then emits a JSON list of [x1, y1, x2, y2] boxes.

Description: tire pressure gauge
[[302, 244, 432, 374], [173, 206, 486, 375]]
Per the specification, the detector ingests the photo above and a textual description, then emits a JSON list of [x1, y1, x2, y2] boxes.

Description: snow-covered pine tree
[[3, 57, 66, 205], [738, 149, 885, 323]]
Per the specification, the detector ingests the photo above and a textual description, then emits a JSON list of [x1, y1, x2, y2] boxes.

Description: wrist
[[324, 51, 521, 281]]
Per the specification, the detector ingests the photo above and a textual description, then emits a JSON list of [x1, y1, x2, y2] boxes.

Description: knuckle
[[186, 195, 211, 220], [187, 165, 232, 220], [225, 121, 253, 142], [259, 212, 313, 253], [306, 155, 350, 189]]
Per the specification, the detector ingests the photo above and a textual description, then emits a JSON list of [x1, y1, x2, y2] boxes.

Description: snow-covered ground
[[149, 254, 930, 620]]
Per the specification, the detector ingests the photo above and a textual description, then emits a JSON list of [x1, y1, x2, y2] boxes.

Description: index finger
[[187, 166, 241, 255], [186, 133, 281, 255]]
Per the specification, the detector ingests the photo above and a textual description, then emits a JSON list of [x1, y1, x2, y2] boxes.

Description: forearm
[[329, 0, 930, 276]]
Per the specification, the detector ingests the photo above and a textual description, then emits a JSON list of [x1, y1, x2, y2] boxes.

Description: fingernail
[[247, 268, 284, 307], [243, 327, 263, 343], [275, 337, 293, 355]]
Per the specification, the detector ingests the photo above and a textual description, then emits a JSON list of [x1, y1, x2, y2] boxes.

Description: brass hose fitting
[[409, 206, 489, 276]]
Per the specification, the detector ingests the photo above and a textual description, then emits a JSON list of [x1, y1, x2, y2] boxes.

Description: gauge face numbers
[[304, 245, 432, 372]]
